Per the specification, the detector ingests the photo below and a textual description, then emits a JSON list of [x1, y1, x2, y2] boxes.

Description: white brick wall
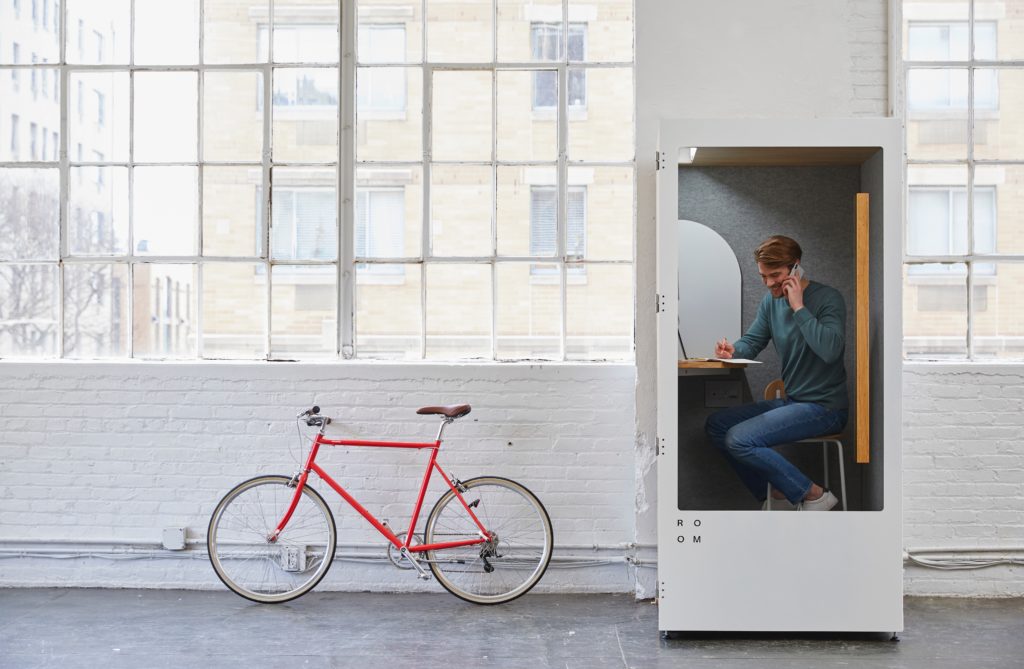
[[903, 365, 1024, 597], [848, 0, 890, 116], [0, 362, 639, 592]]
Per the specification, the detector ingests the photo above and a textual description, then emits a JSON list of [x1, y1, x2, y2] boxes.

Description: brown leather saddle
[[416, 404, 472, 419]]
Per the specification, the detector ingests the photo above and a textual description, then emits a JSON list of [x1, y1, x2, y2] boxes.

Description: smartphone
[[790, 263, 805, 281]]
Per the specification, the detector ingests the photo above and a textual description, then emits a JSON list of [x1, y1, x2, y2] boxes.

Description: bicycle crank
[[399, 547, 433, 581], [386, 532, 423, 570]]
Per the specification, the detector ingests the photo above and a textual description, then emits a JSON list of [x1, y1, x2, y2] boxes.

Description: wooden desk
[[677, 360, 750, 369]]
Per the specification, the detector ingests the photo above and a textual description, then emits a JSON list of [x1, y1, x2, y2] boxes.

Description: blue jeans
[[705, 399, 848, 504]]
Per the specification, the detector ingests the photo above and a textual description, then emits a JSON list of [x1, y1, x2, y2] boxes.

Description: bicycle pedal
[[417, 573, 432, 581]]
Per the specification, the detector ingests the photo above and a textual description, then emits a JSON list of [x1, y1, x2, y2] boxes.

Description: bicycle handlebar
[[297, 406, 321, 419]]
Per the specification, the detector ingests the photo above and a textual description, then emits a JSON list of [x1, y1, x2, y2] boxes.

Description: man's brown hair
[[754, 235, 802, 268]]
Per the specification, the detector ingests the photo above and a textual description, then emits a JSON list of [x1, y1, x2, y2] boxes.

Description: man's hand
[[715, 338, 735, 359], [782, 275, 805, 312]]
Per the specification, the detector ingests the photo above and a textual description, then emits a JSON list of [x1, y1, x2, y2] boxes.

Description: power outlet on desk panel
[[705, 380, 742, 408]]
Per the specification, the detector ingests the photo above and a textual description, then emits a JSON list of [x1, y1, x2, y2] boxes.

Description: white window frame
[[902, 1, 1024, 360], [0, 0, 634, 362]]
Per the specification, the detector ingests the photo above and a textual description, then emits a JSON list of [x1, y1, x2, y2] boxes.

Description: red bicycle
[[207, 404, 553, 604]]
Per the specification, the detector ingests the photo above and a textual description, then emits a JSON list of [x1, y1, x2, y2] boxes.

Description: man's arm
[[793, 294, 846, 363], [732, 299, 771, 360]]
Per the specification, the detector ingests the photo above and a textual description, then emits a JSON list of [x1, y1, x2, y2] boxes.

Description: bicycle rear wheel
[[424, 476, 553, 604], [207, 475, 336, 604]]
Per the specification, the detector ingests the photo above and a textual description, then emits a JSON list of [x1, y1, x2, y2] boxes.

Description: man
[[705, 235, 848, 511]]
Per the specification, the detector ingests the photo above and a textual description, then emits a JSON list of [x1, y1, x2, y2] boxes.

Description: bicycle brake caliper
[[451, 476, 468, 493]]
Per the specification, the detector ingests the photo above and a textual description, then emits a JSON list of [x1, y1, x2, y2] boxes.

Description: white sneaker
[[761, 497, 797, 511], [798, 490, 838, 511]]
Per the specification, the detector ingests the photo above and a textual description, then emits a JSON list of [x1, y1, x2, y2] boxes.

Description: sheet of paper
[[686, 357, 763, 364]]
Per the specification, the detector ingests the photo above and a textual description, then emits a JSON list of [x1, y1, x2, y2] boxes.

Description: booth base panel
[[657, 512, 903, 633]]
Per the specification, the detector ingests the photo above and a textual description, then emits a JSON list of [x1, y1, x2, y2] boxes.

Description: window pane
[[430, 164, 492, 257], [356, 66, 422, 162], [204, 0, 268, 65], [69, 166, 129, 256], [272, 67, 338, 163], [63, 263, 129, 358], [133, 166, 199, 256], [497, 165, 556, 257], [133, 263, 197, 358], [974, 68, 1024, 160], [497, 70, 557, 162], [203, 71, 263, 162], [273, 2, 339, 63], [271, 167, 337, 261], [203, 166, 262, 257], [66, 0, 130, 64], [17, 3, 58, 62], [906, 68, 969, 161], [431, 70, 492, 162], [356, 165, 423, 258], [569, 165, 631, 261], [906, 21, 969, 61], [68, 72, 130, 163], [271, 264, 337, 358], [356, 190, 406, 258], [495, 262, 560, 359], [974, 263, 1024, 358], [357, 1, 423, 64], [566, 263, 631, 360], [532, 185, 558, 256], [567, 67, 632, 161], [569, 0, 632, 62], [977, 0, 1024, 60], [497, 1, 562, 63], [134, 72, 198, 163], [426, 0, 492, 63], [202, 262, 266, 358], [0, 168, 59, 260], [0, 263, 58, 357], [356, 263, 422, 359], [903, 263, 968, 358], [135, 0, 199, 65], [1, 70, 60, 162], [976, 164, 1024, 254], [425, 263, 491, 358], [906, 164, 968, 257]]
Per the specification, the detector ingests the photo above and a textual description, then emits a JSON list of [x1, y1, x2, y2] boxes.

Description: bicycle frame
[[269, 421, 490, 555]]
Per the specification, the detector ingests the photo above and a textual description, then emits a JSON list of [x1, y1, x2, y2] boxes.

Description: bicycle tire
[[207, 475, 336, 604], [424, 476, 553, 605]]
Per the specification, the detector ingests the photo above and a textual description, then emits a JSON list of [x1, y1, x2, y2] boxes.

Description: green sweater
[[733, 281, 849, 410]]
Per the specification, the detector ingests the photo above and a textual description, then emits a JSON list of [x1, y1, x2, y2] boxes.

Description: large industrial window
[[0, 0, 634, 361], [903, 0, 1024, 360]]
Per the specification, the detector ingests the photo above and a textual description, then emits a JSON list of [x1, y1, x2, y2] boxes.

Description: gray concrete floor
[[1, 590, 1022, 668]]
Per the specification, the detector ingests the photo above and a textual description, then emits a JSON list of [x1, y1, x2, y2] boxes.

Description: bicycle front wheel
[[207, 475, 336, 604], [424, 476, 553, 604]]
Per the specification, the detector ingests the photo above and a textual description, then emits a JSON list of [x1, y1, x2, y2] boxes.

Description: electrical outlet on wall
[[162, 527, 186, 551], [705, 380, 742, 408]]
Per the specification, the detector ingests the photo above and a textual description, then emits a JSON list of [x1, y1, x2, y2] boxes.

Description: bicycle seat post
[[435, 417, 454, 443]]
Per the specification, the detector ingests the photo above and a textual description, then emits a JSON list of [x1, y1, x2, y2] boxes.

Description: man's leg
[[723, 401, 847, 504], [705, 400, 785, 500]]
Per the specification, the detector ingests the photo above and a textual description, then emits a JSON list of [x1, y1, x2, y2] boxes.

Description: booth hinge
[[655, 151, 665, 171], [655, 293, 666, 313]]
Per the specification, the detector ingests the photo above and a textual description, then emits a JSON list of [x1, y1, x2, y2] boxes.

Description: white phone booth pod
[[656, 119, 904, 633]]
